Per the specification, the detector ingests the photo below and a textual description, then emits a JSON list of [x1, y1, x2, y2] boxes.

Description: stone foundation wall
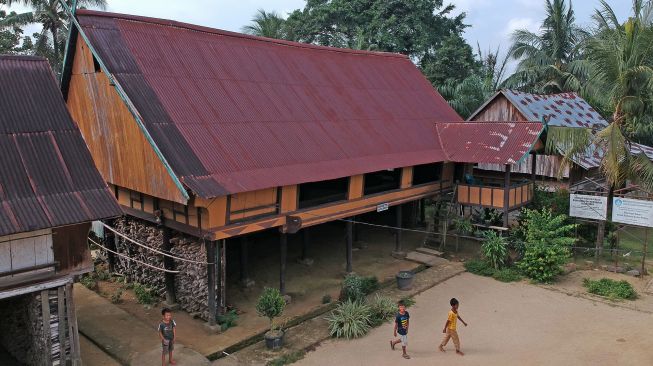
[[0, 292, 48, 365], [108, 217, 210, 320]]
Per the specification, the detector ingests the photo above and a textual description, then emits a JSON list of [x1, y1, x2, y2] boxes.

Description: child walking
[[390, 300, 411, 359], [439, 297, 467, 356], [159, 308, 177, 365]]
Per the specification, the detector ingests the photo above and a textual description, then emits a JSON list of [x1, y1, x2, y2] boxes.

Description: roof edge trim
[[60, 1, 189, 202]]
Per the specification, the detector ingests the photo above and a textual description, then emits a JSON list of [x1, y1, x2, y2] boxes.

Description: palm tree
[[504, 0, 589, 93], [0, 0, 106, 72], [241, 9, 287, 39]]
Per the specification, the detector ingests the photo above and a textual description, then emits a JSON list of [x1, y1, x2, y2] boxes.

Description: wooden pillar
[[218, 239, 226, 315], [394, 205, 403, 254], [104, 224, 117, 273], [280, 233, 287, 295], [206, 240, 217, 325], [65, 282, 81, 365], [503, 164, 511, 228], [352, 216, 359, 242], [239, 237, 251, 286], [161, 225, 177, 306], [419, 199, 426, 224], [531, 153, 537, 181], [57, 287, 67, 363], [41, 290, 52, 365], [346, 220, 353, 273]]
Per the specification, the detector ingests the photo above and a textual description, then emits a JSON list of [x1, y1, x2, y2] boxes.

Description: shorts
[[162, 339, 174, 353], [400, 334, 408, 346]]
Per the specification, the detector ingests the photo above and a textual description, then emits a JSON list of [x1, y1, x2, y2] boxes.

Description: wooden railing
[[457, 181, 534, 210]]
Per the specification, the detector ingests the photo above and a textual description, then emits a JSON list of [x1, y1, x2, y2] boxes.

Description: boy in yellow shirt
[[439, 298, 467, 356]]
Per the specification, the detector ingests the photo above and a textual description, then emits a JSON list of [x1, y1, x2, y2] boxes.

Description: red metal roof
[[73, 10, 460, 198], [437, 122, 543, 164], [0, 56, 121, 236]]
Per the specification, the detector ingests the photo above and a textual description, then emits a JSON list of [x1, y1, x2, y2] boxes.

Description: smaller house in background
[[0, 55, 121, 365], [467, 89, 653, 186]]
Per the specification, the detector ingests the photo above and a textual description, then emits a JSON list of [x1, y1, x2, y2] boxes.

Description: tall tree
[[0, 0, 106, 73], [504, 0, 589, 93], [284, 0, 477, 87], [0, 7, 33, 53], [241, 9, 288, 39]]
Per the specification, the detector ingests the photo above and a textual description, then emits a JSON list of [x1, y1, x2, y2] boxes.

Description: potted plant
[[256, 287, 286, 350], [396, 270, 414, 290]]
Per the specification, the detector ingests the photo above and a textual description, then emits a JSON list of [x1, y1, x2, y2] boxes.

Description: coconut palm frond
[[0, 11, 35, 27], [629, 152, 653, 190], [596, 123, 629, 187]]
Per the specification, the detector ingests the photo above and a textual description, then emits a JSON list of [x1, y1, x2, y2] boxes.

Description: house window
[[92, 56, 101, 73], [298, 177, 349, 209], [363, 169, 402, 195], [412, 162, 443, 185]]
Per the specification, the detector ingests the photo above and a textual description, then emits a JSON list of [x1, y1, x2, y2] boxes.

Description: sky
[[3, 0, 633, 63]]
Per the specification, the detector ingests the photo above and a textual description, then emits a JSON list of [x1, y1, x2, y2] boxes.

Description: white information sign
[[612, 197, 653, 227], [377, 203, 389, 212], [569, 194, 607, 220]]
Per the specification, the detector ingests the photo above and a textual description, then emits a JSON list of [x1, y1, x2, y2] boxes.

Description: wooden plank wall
[[229, 188, 277, 222], [470, 95, 527, 122], [52, 223, 93, 275], [0, 229, 53, 274], [66, 35, 186, 204]]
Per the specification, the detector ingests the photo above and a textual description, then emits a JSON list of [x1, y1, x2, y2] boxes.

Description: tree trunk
[[50, 26, 60, 69]]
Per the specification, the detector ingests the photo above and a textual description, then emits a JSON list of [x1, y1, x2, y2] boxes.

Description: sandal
[[403, 354, 411, 359]]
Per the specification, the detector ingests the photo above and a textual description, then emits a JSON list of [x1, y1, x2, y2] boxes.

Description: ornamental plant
[[256, 287, 286, 332], [481, 231, 508, 269]]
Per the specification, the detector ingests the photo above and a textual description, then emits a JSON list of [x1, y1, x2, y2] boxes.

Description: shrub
[[217, 309, 239, 331], [133, 283, 156, 305], [256, 287, 286, 331], [531, 187, 569, 217], [517, 244, 569, 283], [340, 274, 378, 302], [367, 294, 396, 327], [325, 300, 371, 339], [481, 231, 508, 269], [520, 208, 577, 247], [464, 259, 495, 276], [453, 217, 474, 235], [79, 275, 97, 290], [583, 278, 637, 300], [110, 289, 123, 304], [491, 268, 522, 282], [399, 296, 416, 307], [322, 294, 332, 304]]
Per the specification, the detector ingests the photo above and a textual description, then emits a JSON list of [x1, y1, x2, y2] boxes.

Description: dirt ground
[[91, 217, 425, 356], [297, 273, 653, 366]]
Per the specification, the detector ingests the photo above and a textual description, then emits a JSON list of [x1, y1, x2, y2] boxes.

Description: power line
[[88, 237, 180, 273], [101, 222, 211, 265]]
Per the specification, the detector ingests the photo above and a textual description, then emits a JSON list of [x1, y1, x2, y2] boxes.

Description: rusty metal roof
[[502, 89, 608, 128], [72, 10, 459, 198], [0, 55, 121, 237], [437, 122, 543, 164]]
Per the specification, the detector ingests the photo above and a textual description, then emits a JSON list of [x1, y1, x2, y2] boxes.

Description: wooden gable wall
[[470, 94, 527, 122], [65, 35, 187, 204]]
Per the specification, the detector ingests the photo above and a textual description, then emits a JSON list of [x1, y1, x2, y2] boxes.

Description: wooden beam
[[161, 226, 177, 306], [279, 233, 287, 295], [346, 220, 353, 273], [280, 186, 298, 213], [348, 175, 364, 200], [503, 165, 511, 228], [400, 167, 413, 188], [395, 205, 403, 253], [57, 286, 68, 363], [65, 282, 81, 365]]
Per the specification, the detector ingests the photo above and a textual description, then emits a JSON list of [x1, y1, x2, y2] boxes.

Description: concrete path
[[80, 334, 121, 366], [297, 273, 653, 366], [74, 284, 210, 365]]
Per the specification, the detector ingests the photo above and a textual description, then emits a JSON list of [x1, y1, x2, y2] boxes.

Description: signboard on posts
[[612, 197, 653, 227], [569, 194, 607, 220]]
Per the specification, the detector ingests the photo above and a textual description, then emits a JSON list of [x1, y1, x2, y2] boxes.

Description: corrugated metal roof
[[73, 10, 459, 198], [0, 55, 121, 236], [437, 122, 543, 164], [501, 89, 609, 128]]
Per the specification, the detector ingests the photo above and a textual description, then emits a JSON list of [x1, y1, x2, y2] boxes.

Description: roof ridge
[[76, 9, 409, 60], [0, 55, 48, 62]]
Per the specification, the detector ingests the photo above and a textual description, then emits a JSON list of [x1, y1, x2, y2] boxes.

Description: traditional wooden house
[[468, 89, 653, 185], [59, 9, 543, 325], [0, 55, 121, 365]]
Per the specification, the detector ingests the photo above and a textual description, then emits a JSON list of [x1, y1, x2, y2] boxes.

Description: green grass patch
[[464, 259, 522, 282], [583, 278, 637, 300], [267, 350, 306, 365]]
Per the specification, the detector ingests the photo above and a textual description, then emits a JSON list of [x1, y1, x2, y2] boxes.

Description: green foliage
[[517, 243, 570, 283], [0, 9, 33, 54], [340, 274, 378, 302], [464, 259, 496, 276], [325, 300, 372, 339], [241, 9, 288, 39], [530, 187, 570, 217], [322, 294, 332, 304], [453, 217, 474, 235], [256, 287, 286, 330], [110, 288, 123, 304], [491, 268, 523, 282], [481, 231, 508, 269], [520, 208, 577, 247], [79, 274, 97, 290], [217, 310, 239, 331], [583, 278, 637, 300], [473, 208, 503, 226], [367, 294, 396, 327], [133, 283, 156, 305], [399, 297, 416, 308], [267, 350, 306, 366]]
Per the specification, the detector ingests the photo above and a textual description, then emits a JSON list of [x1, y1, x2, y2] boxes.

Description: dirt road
[[297, 273, 653, 366]]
